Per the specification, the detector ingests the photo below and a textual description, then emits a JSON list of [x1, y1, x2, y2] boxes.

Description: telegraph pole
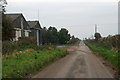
[[95, 24, 97, 33], [38, 8, 39, 21], [38, 8, 42, 45]]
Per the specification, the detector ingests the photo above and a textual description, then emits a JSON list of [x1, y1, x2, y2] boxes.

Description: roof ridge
[[27, 20, 39, 22]]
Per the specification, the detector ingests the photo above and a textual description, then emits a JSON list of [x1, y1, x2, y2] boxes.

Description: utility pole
[[37, 8, 42, 45], [38, 8, 39, 21], [95, 24, 97, 33]]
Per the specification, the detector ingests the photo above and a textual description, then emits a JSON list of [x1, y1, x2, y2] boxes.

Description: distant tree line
[[41, 26, 79, 45]]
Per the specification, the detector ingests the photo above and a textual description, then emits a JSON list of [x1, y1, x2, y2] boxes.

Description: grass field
[[84, 41, 119, 70], [2, 48, 68, 78]]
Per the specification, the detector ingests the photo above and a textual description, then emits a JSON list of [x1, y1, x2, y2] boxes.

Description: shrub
[[87, 34, 120, 50], [94, 33, 102, 41], [15, 37, 36, 51], [2, 41, 17, 55], [2, 37, 37, 55], [2, 36, 57, 55], [17, 37, 36, 46]]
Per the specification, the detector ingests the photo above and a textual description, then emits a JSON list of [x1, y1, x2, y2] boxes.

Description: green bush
[[17, 37, 36, 46], [2, 41, 17, 55], [2, 37, 57, 55], [87, 34, 120, 50], [2, 37, 37, 55]]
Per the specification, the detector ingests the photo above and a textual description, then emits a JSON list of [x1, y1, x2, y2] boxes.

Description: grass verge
[[84, 40, 119, 70], [2, 48, 68, 78]]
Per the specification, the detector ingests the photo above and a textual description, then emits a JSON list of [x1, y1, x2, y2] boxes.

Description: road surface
[[32, 41, 114, 78]]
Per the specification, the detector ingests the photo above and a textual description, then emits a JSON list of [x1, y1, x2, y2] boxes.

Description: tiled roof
[[27, 21, 41, 29], [5, 13, 22, 22], [5, 13, 30, 30]]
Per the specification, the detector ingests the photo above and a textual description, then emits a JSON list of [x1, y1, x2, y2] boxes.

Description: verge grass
[[2, 48, 68, 78], [84, 41, 119, 70]]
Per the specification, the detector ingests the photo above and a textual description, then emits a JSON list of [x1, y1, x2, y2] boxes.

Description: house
[[5, 13, 31, 41], [27, 21, 42, 45]]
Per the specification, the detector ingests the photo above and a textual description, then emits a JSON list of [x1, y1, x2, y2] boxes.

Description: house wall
[[39, 30, 42, 45], [24, 30, 29, 37], [12, 15, 30, 41], [29, 28, 42, 45], [36, 29, 42, 45], [35, 22, 42, 45], [12, 16, 24, 40], [29, 28, 37, 43], [37, 30, 39, 46], [15, 29, 21, 41]]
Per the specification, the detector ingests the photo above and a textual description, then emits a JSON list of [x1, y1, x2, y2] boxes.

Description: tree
[[41, 27, 47, 44], [0, 0, 7, 12], [47, 26, 59, 44], [51, 27, 59, 44], [58, 28, 71, 44], [1, 1, 15, 41], [94, 33, 102, 41], [41, 27, 71, 45], [68, 35, 80, 44], [2, 14, 15, 41], [47, 29, 53, 44]]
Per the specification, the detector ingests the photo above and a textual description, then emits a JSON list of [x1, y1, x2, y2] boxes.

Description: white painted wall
[[21, 17, 23, 29], [15, 30, 21, 41], [25, 30, 29, 37], [37, 30, 39, 46]]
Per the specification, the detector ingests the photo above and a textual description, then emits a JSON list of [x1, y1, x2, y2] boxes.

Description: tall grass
[[2, 49, 68, 78], [84, 41, 119, 70], [2, 37, 69, 78]]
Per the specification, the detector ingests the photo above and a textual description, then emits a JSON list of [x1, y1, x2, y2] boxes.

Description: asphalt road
[[32, 41, 114, 78]]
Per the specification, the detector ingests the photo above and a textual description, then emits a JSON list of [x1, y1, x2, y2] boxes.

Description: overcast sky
[[6, 0, 119, 39]]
